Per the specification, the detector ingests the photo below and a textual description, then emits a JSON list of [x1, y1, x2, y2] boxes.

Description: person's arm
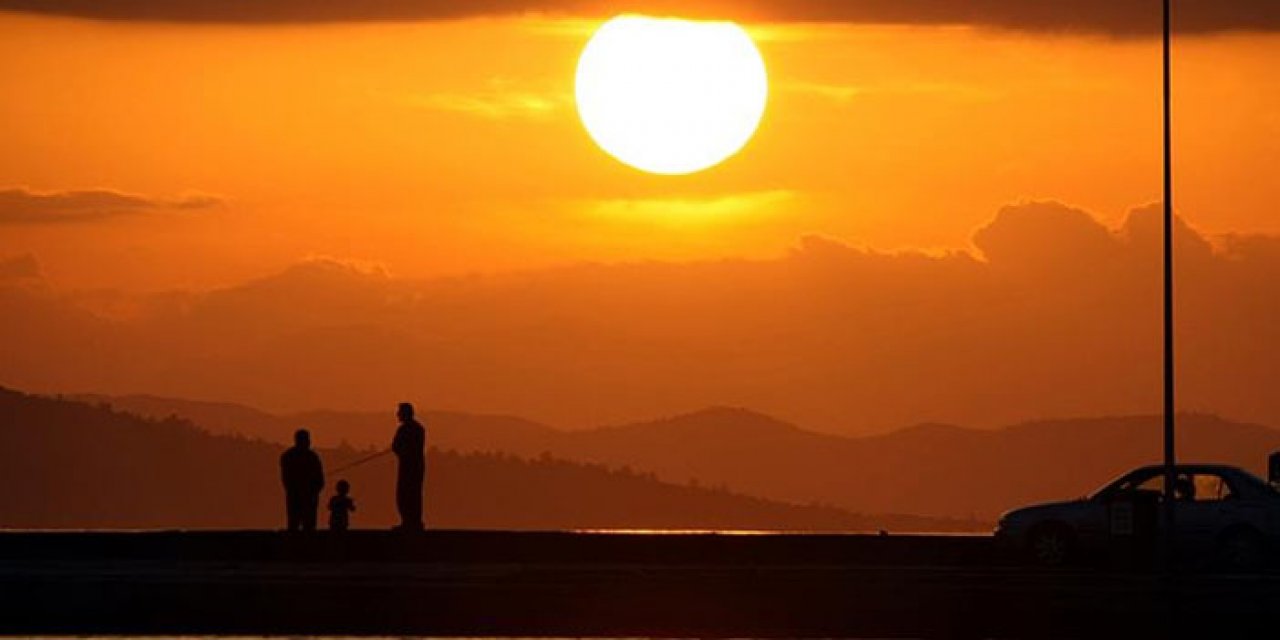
[[392, 426, 407, 456]]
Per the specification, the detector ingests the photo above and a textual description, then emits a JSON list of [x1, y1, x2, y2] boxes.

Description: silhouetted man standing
[[280, 429, 324, 532], [392, 402, 426, 530]]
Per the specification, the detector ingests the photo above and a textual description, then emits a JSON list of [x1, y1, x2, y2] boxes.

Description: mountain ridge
[[1, 387, 978, 532], [61, 389, 1280, 520]]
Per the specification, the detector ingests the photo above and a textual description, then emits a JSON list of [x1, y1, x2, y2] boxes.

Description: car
[[995, 464, 1280, 568]]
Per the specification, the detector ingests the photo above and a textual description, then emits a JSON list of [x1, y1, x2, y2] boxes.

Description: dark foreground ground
[[1, 530, 1278, 639]]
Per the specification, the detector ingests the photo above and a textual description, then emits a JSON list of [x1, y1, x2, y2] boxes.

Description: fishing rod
[[329, 448, 392, 475]]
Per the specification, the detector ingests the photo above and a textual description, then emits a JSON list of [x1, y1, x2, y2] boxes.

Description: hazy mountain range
[[1, 387, 979, 532], [71, 390, 1280, 520]]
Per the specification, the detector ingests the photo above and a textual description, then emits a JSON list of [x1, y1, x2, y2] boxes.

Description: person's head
[[397, 402, 415, 423], [294, 429, 311, 449], [1175, 475, 1196, 501], [336, 479, 350, 496]]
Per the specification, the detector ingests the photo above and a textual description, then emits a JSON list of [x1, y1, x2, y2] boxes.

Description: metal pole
[[1161, 0, 1178, 561]]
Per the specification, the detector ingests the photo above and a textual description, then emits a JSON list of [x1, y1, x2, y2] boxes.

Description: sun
[[575, 15, 769, 176]]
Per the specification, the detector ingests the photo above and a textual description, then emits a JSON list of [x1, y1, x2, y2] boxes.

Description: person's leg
[[395, 475, 410, 528], [396, 470, 424, 529], [286, 494, 300, 531], [418, 472, 426, 529], [303, 494, 318, 531], [407, 475, 424, 529]]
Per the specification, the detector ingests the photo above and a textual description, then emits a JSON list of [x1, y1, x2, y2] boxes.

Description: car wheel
[[1028, 523, 1074, 566], [1216, 527, 1265, 572]]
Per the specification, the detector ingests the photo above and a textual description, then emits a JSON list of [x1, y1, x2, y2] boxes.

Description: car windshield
[[1093, 467, 1279, 501], [1092, 470, 1161, 500]]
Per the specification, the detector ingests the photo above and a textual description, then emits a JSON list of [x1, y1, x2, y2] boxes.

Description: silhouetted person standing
[[1270, 451, 1280, 489], [392, 402, 426, 530], [280, 429, 324, 532]]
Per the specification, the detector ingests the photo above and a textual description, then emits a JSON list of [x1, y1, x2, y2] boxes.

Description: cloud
[[0, 187, 223, 225], [415, 92, 563, 119], [587, 190, 796, 227], [5, 199, 1280, 441], [0, 254, 41, 281], [972, 201, 1123, 270], [782, 82, 865, 103], [411, 79, 568, 120], [1, 0, 1275, 35], [168, 193, 225, 210], [782, 80, 999, 105]]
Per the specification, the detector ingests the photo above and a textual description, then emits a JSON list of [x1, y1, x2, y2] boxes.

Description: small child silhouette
[[327, 479, 356, 531]]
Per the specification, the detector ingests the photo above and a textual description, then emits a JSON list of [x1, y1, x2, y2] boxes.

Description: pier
[[3, 530, 1279, 638]]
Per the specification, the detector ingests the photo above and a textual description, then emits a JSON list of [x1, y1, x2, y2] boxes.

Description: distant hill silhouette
[[0, 387, 976, 531], [69, 392, 562, 452], [546, 409, 1280, 520], [71, 392, 1280, 520]]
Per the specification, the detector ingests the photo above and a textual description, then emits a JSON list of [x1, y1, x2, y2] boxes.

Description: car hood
[[1000, 499, 1092, 523]]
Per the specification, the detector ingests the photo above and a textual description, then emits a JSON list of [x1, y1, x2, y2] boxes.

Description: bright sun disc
[[575, 15, 769, 176]]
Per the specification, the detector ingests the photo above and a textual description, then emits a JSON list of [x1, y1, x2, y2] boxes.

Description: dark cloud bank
[[3, 0, 1277, 35], [0, 187, 221, 225], [3, 200, 1280, 437], [0, 254, 41, 281]]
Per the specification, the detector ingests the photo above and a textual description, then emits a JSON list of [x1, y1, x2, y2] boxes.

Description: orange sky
[[1, 8, 1280, 434], [0, 11, 1277, 292]]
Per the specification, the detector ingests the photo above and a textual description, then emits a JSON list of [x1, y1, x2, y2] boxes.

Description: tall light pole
[[1161, 0, 1178, 558]]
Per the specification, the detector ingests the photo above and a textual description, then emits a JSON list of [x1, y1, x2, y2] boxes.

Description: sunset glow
[[5, 3, 1280, 634], [0, 6, 1278, 443], [5, 5, 1280, 625]]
